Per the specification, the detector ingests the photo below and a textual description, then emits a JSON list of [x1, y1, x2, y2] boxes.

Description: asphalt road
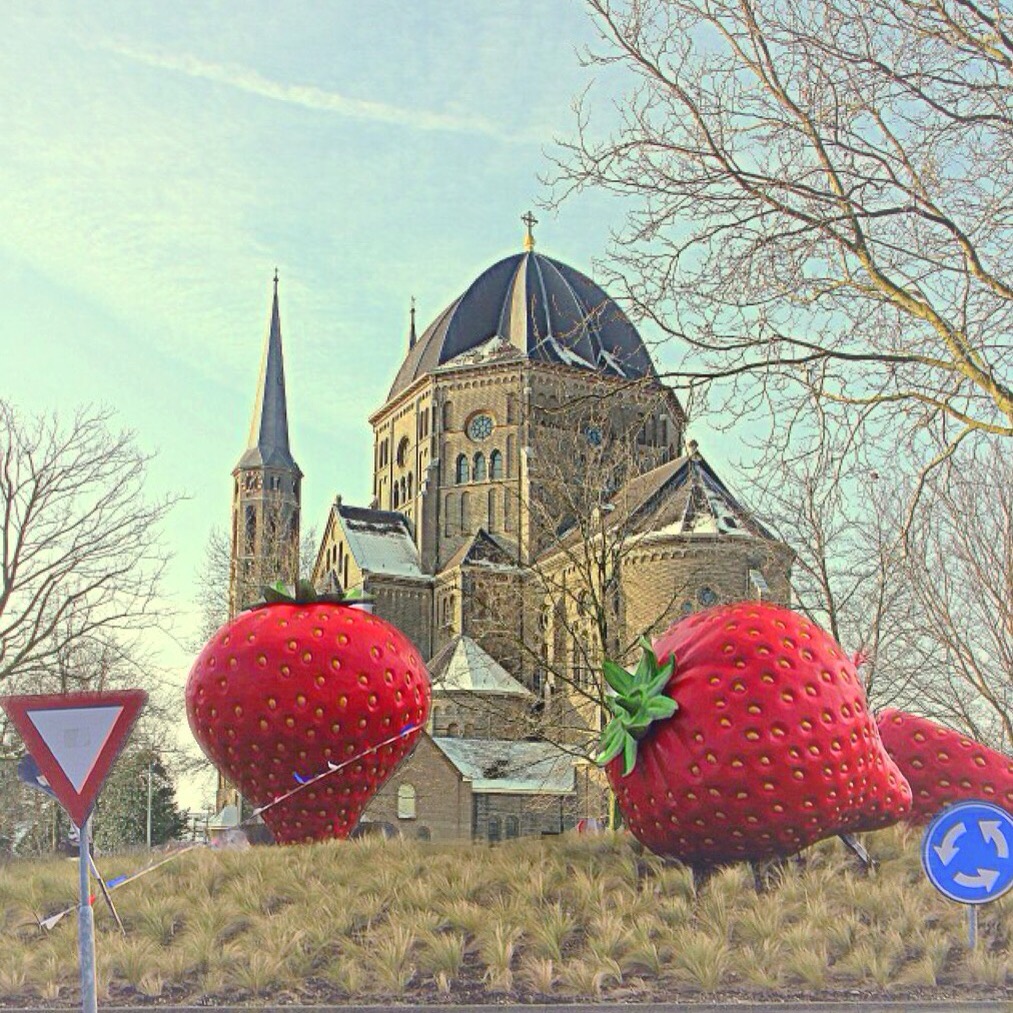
[[10, 1004, 1012, 1013]]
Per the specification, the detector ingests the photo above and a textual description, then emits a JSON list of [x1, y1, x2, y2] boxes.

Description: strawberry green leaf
[[595, 640, 680, 777], [602, 660, 634, 695], [622, 734, 638, 776]]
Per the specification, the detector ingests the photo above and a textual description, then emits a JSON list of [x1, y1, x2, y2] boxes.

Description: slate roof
[[390, 251, 657, 397], [432, 737, 576, 794], [547, 448, 775, 562], [338, 503, 424, 578], [429, 636, 530, 696], [238, 276, 301, 474], [442, 529, 517, 571]]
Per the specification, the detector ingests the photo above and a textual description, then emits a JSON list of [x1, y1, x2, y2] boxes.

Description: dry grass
[[0, 824, 1010, 1003]]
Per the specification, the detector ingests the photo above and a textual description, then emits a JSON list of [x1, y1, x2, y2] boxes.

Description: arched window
[[473, 452, 487, 482], [393, 483, 400, 508], [506, 435, 515, 477], [461, 491, 470, 530], [490, 450, 503, 479], [244, 505, 256, 552], [505, 816, 519, 839], [455, 454, 469, 484], [397, 784, 417, 819], [406, 473, 413, 499], [396, 436, 410, 467], [442, 401, 453, 430], [343, 556, 349, 588]]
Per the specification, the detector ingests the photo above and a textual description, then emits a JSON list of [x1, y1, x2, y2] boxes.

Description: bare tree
[[468, 384, 696, 762], [0, 400, 175, 694], [744, 433, 929, 708], [551, 0, 1013, 480], [902, 449, 1013, 748], [192, 518, 318, 648]]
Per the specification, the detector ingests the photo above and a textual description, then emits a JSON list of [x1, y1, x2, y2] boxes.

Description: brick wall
[[366, 574, 433, 660], [361, 734, 473, 843]]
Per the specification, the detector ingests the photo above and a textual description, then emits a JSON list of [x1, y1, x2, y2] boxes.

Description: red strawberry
[[876, 708, 1013, 823], [187, 593, 430, 844], [598, 602, 912, 866]]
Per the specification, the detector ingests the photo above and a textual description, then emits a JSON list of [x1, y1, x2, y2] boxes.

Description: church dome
[[389, 250, 657, 398]]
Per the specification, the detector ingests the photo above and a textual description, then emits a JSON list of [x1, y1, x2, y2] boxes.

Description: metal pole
[[968, 905, 978, 950], [77, 817, 98, 1013], [146, 759, 153, 849]]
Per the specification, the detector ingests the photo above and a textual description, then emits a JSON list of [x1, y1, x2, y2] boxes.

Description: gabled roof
[[622, 449, 774, 540], [432, 738, 576, 794], [336, 502, 424, 579], [443, 529, 517, 572], [550, 448, 774, 556], [428, 637, 530, 696], [237, 274, 301, 474]]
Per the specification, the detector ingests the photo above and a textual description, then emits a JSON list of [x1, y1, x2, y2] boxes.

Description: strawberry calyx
[[256, 580, 374, 608], [596, 638, 677, 777]]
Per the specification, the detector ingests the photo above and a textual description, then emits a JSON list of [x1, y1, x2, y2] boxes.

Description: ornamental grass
[[0, 824, 1009, 1004]]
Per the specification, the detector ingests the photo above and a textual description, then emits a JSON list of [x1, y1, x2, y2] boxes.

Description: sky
[[1, 3, 724, 808]]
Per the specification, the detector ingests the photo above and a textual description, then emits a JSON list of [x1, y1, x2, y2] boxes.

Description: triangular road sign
[[1, 690, 147, 827]]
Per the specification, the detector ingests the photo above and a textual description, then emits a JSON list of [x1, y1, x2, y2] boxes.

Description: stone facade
[[231, 244, 795, 843]]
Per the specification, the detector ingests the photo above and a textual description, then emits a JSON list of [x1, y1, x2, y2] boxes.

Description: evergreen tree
[[92, 748, 187, 851]]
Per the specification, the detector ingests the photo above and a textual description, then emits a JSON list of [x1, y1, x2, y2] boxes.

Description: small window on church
[[244, 505, 256, 553], [443, 401, 453, 430], [406, 473, 413, 500], [506, 394, 517, 424], [456, 455, 469, 484], [393, 484, 400, 508], [473, 452, 486, 482], [396, 437, 410, 468], [490, 450, 503, 480], [397, 784, 417, 819]]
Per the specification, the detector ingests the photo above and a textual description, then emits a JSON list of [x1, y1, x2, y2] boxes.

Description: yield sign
[[1, 690, 147, 827]]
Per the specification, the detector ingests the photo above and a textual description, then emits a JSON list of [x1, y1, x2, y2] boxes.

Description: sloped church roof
[[389, 250, 657, 397]]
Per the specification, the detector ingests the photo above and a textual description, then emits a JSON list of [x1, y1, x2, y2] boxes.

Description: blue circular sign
[[921, 801, 1013, 905]]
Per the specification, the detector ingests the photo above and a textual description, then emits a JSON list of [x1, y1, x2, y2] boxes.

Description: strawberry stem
[[595, 639, 677, 776], [255, 580, 374, 608]]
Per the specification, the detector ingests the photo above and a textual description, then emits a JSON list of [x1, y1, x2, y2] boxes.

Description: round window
[[466, 413, 494, 441], [585, 425, 604, 447], [698, 586, 718, 606]]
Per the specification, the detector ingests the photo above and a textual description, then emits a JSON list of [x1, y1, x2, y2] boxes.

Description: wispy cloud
[[105, 42, 519, 141]]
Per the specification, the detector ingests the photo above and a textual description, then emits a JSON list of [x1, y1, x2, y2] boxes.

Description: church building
[[227, 219, 793, 841]]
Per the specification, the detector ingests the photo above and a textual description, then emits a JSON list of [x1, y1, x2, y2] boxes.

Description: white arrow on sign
[[953, 868, 1001, 892], [934, 821, 966, 865], [980, 820, 1009, 859]]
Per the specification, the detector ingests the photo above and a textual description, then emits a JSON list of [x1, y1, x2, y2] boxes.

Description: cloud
[[104, 42, 520, 141]]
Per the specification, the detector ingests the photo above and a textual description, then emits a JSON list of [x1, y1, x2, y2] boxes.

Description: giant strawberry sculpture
[[598, 602, 912, 866], [876, 708, 1013, 823], [187, 583, 430, 844]]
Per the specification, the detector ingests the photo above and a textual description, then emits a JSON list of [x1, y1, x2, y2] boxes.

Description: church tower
[[229, 271, 303, 616]]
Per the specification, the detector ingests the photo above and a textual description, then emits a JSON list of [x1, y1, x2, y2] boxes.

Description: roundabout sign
[[921, 800, 1013, 947]]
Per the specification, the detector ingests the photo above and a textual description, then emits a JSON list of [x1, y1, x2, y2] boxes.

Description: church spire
[[238, 270, 300, 473], [409, 296, 417, 348]]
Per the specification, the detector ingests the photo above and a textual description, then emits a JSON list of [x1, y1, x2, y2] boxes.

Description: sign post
[[1, 691, 147, 1013], [921, 800, 1013, 949]]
